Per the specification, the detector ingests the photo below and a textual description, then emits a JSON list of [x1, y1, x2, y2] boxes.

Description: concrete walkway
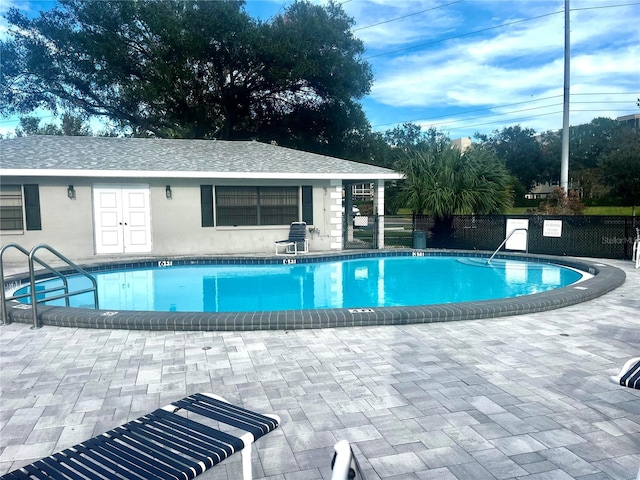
[[1, 259, 638, 479]]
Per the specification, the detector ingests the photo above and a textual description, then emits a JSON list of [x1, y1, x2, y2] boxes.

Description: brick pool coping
[[2, 250, 626, 331]]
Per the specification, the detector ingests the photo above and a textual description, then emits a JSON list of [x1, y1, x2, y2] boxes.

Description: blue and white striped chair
[[610, 359, 640, 480], [611, 357, 640, 390], [1, 393, 280, 480]]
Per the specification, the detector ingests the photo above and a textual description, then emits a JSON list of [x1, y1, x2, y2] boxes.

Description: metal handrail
[[29, 245, 99, 328], [0, 243, 98, 328], [486, 228, 529, 264], [1, 243, 31, 324]]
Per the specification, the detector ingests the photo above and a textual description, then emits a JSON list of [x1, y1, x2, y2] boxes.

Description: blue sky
[[1, 0, 638, 139]]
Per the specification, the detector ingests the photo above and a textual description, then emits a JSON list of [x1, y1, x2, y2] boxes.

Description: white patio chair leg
[[240, 432, 255, 480]]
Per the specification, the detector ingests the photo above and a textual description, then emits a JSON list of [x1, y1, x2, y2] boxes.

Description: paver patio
[[0, 258, 638, 479]]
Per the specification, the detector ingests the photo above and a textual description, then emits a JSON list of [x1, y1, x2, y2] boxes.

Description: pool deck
[[0, 257, 639, 479]]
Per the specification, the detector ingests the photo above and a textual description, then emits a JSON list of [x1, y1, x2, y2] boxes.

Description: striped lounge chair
[[610, 357, 640, 390], [1, 393, 280, 480]]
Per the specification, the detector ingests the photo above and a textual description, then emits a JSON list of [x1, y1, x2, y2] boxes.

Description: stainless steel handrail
[[486, 228, 529, 264], [1, 243, 31, 324], [29, 245, 99, 328], [0, 243, 98, 328]]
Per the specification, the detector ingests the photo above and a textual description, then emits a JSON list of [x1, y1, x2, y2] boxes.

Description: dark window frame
[[0, 184, 41, 231], [200, 185, 214, 227], [216, 186, 299, 226]]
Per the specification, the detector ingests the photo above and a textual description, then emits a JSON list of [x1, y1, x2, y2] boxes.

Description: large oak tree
[[1, 0, 373, 156]]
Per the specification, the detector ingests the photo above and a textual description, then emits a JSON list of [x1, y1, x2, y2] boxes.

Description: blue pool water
[[16, 256, 583, 313]]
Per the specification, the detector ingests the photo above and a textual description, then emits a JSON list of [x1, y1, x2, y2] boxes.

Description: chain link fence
[[408, 214, 639, 260], [343, 214, 378, 249]]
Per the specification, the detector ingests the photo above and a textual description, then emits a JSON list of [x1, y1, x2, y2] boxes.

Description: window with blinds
[[215, 186, 299, 226], [0, 184, 41, 231], [0, 185, 23, 230]]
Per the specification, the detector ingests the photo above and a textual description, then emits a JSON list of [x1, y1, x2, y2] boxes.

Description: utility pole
[[560, 0, 570, 192]]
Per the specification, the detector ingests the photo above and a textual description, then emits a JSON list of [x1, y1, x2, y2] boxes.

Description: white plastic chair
[[331, 440, 364, 480]]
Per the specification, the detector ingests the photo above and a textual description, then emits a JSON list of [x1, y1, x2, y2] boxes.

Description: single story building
[[0, 136, 402, 262]]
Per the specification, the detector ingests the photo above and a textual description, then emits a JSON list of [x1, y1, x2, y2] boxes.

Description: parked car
[[342, 203, 360, 215]]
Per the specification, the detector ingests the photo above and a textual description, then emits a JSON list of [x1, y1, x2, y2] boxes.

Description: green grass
[[506, 206, 636, 215], [583, 206, 636, 216], [397, 206, 636, 216]]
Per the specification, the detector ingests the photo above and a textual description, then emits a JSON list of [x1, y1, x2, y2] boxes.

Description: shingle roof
[[0, 136, 401, 180]]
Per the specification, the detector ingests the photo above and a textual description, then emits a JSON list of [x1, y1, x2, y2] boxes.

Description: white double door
[[93, 185, 152, 254]]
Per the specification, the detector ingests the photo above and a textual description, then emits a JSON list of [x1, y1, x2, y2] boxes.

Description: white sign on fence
[[354, 215, 369, 227], [543, 219, 563, 237], [505, 218, 529, 251]]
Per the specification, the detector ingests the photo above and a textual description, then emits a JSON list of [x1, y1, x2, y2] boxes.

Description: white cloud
[[362, 0, 639, 135], [348, 1, 462, 49]]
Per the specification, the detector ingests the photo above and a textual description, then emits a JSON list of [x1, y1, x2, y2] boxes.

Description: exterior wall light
[[67, 185, 76, 199], [166, 185, 172, 199]]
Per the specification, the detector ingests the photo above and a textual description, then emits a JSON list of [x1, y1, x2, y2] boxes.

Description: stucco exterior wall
[[1, 177, 96, 261], [152, 177, 340, 255], [1, 176, 343, 262]]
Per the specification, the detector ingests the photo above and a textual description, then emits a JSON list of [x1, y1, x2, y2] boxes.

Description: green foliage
[[475, 125, 555, 189], [552, 117, 626, 200], [384, 123, 449, 151], [1, 0, 372, 154], [393, 145, 513, 218], [510, 179, 531, 207], [533, 187, 585, 215], [15, 113, 92, 136], [568, 117, 622, 170], [475, 119, 636, 207], [599, 126, 640, 214], [381, 124, 450, 168]]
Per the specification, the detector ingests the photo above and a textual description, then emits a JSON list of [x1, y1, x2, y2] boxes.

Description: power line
[[571, 92, 640, 95], [570, 109, 634, 112], [363, 10, 563, 60], [435, 111, 565, 132], [372, 103, 637, 132], [371, 98, 560, 128], [571, 100, 633, 104], [361, 2, 638, 61], [405, 107, 634, 134], [353, 1, 463, 32], [425, 103, 565, 127], [570, 1, 640, 11], [369, 92, 639, 128]]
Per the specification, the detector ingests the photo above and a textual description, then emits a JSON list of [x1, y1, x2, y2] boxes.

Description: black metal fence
[[344, 214, 378, 249], [410, 214, 640, 260]]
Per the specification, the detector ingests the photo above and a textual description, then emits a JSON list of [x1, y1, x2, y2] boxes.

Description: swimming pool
[[15, 256, 584, 312], [3, 251, 626, 331]]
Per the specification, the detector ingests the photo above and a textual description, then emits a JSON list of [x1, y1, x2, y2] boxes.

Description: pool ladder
[[486, 228, 529, 265], [0, 243, 98, 328]]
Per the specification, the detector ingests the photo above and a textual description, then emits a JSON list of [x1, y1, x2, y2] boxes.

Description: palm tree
[[394, 145, 513, 246]]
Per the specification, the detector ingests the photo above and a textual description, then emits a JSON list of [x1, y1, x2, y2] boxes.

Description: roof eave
[[0, 169, 404, 180]]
